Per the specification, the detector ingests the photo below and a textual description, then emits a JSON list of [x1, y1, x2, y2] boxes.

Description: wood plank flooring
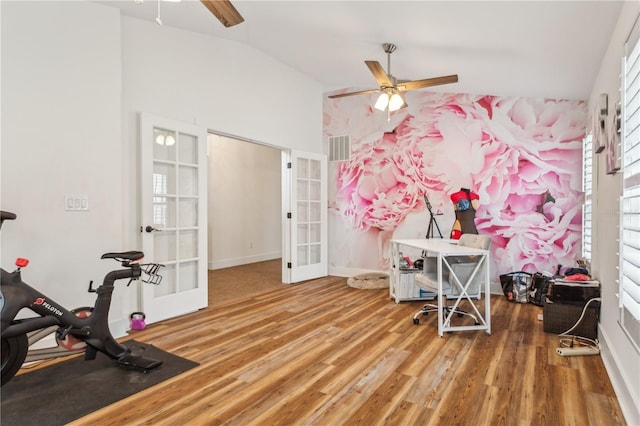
[[66, 275, 624, 425], [207, 260, 283, 306]]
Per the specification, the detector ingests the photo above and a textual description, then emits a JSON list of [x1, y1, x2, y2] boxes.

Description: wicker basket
[[543, 301, 599, 340]]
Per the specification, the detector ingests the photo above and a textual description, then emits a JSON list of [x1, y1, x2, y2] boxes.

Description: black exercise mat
[[0, 340, 198, 426]]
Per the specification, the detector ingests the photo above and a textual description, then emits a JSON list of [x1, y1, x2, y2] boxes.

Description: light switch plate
[[65, 195, 89, 211]]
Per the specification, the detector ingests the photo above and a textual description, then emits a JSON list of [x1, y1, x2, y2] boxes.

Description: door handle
[[142, 226, 162, 233]]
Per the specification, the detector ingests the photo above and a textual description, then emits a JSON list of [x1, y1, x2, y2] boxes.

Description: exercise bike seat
[[116, 351, 163, 371], [101, 251, 144, 262]]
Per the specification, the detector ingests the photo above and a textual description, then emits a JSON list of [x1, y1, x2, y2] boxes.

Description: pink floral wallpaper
[[324, 91, 587, 279]]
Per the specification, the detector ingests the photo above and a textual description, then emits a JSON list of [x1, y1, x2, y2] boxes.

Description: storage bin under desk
[[394, 269, 436, 302]]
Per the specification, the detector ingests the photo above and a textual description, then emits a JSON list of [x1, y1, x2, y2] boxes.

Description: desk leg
[[485, 253, 491, 335], [441, 253, 491, 336], [437, 252, 444, 337], [389, 242, 401, 303]]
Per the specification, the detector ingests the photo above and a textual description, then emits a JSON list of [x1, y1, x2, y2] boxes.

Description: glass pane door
[[140, 114, 207, 323], [289, 150, 327, 282]]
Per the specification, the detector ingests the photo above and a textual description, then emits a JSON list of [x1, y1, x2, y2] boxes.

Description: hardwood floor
[[69, 275, 625, 425], [208, 259, 284, 306]]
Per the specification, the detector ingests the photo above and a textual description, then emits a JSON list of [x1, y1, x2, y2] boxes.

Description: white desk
[[390, 239, 491, 337]]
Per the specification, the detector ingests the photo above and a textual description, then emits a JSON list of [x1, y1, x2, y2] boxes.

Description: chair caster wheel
[[413, 318, 419, 325], [475, 322, 480, 325]]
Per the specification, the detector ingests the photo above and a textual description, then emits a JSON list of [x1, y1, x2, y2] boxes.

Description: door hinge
[[287, 162, 292, 169], [287, 212, 292, 219], [287, 262, 292, 269]]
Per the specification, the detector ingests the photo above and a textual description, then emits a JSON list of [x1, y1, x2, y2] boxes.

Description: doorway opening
[[207, 133, 283, 303]]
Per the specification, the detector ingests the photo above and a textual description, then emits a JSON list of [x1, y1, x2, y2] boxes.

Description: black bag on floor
[[529, 272, 552, 306], [500, 271, 532, 303]]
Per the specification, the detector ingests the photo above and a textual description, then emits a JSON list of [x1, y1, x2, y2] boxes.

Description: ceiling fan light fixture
[[329, 43, 458, 112], [374, 93, 390, 111], [388, 93, 405, 112]]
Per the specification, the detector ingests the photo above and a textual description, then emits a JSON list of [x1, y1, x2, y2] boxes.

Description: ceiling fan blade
[[328, 88, 380, 99], [200, 0, 244, 27], [365, 61, 393, 87], [397, 74, 459, 91]]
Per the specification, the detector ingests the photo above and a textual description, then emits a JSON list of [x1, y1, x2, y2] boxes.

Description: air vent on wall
[[328, 135, 351, 162]]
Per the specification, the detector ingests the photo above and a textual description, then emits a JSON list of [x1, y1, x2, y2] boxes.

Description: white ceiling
[[98, 0, 624, 100]]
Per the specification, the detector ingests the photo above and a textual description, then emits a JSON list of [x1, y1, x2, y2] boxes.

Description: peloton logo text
[[33, 298, 63, 316]]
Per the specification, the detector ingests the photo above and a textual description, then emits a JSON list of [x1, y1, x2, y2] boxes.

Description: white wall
[[119, 15, 323, 251], [588, 3, 640, 424], [1, 0, 636, 421], [207, 135, 281, 269], [1, 1, 323, 334], [1, 1, 128, 330]]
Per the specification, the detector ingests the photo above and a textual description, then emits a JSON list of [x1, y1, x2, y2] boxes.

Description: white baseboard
[[598, 325, 640, 426], [329, 266, 387, 278], [209, 252, 281, 270], [489, 281, 503, 296], [29, 333, 57, 350], [111, 318, 130, 339]]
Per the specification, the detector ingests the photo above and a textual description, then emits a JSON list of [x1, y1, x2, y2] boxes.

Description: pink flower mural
[[324, 91, 587, 279]]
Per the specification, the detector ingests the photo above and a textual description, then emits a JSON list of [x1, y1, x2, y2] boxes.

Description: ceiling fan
[[328, 43, 458, 112], [141, 0, 244, 28], [200, 0, 244, 28]]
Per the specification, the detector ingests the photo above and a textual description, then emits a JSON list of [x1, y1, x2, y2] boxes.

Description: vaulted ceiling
[[99, 0, 623, 101]]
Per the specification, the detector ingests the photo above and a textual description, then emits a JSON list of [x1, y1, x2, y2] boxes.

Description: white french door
[[139, 113, 208, 324], [283, 150, 328, 283]]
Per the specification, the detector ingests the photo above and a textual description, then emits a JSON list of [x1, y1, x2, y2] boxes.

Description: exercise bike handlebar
[[103, 263, 142, 282], [100, 251, 144, 282], [99, 252, 166, 286], [0, 210, 16, 230]]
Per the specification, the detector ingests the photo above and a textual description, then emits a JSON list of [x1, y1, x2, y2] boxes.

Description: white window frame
[[620, 15, 640, 352]]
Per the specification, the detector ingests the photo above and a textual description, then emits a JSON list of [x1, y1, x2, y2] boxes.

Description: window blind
[[582, 133, 593, 261], [621, 16, 640, 349], [583, 133, 593, 261]]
